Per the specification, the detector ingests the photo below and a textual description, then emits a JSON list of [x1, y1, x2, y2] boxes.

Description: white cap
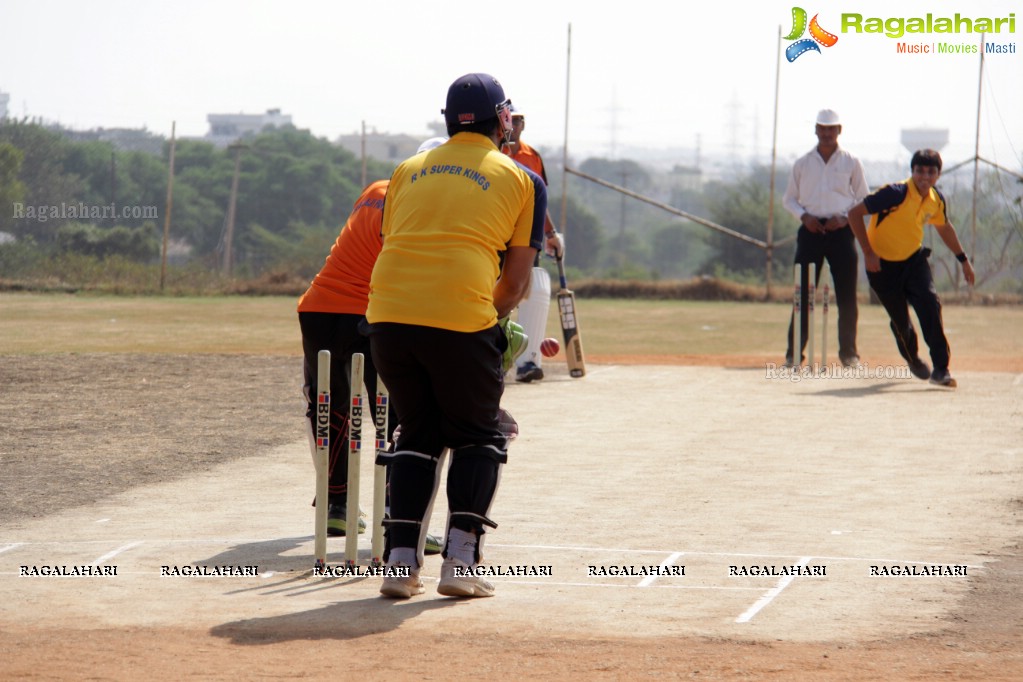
[[510, 104, 525, 117], [417, 136, 448, 154], [816, 109, 841, 126]]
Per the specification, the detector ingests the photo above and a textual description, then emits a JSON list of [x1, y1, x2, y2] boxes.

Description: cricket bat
[[556, 256, 586, 378]]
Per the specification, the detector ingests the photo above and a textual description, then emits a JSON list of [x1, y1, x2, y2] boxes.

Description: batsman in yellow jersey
[[366, 73, 547, 599]]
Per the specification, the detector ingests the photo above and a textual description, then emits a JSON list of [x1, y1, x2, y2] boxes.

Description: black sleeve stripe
[[933, 186, 948, 219], [528, 172, 548, 251], [863, 182, 908, 229]]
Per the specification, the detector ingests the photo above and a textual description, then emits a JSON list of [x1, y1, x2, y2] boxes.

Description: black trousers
[[865, 248, 950, 372], [368, 322, 509, 547], [786, 225, 860, 362], [367, 322, 507, 456], [299, 311, 395, 499]]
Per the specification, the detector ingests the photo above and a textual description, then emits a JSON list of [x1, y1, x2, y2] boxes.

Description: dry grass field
[[2, 292, 1021, 367]]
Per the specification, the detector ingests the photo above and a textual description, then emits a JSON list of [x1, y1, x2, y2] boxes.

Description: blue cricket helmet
[[442, 73, 513, 130]]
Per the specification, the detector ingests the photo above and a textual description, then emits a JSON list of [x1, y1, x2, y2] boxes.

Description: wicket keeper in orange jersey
[[297, 141, 445, 549], [298, 180, 390, 539], [502, 104, 563, 383]]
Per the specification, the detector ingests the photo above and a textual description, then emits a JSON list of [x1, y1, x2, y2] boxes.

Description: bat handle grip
[[556, 256, 568, 290]]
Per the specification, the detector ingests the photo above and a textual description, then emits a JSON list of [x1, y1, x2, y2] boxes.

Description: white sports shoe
[[379, 563, 424, 599], [437, 557, 495, 598]]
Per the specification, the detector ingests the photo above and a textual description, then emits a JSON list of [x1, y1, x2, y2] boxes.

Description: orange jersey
[[505, 141, 548, 184], [297, 180, 388, 315]]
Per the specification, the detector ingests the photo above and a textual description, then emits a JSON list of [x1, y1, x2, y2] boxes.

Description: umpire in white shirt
[[782, 108, 869, 368]]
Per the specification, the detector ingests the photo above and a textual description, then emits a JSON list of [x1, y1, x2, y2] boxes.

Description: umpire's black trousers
[[786, 225, 860, 363]]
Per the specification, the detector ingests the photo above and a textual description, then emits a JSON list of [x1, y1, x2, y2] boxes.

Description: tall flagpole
[[160, 121, 177, 292], [970, 33, 985, 277], [765, 25, 782, 300], [560, 23, 572, 239]]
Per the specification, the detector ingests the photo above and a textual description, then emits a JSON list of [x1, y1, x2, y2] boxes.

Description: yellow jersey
[[367, 133, 543, 332]]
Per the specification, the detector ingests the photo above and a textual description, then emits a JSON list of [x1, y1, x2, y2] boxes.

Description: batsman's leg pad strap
[[445, 445, 506, 560], [449, 511, 498, 530], [452, 443, 508, 465], [388, 449, 445, 567], [515, 267, 552, 367]]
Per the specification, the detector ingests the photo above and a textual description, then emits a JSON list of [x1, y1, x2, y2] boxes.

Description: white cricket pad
[[515, 267, 551, 368]]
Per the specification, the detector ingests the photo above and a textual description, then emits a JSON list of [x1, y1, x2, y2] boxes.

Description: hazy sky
[[2, 0, 1020, 167]]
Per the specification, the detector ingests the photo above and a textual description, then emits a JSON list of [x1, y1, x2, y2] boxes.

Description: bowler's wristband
[[956, 253, 968, 263]]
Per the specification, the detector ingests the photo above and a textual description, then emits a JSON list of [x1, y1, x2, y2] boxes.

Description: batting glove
[[498, 317, 528, 373], [544, 230, 564, 259]]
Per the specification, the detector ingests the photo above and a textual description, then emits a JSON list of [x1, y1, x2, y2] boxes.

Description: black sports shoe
[[840, 355, 861, 369], [908, 357, 931, 380], [515, 361, 544, 383], [929, 368, 957, 388]]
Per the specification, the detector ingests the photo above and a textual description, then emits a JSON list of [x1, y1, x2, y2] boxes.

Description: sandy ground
[[1, 354, 1021, 680]]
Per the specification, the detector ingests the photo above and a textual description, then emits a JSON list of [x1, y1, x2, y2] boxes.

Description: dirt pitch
[[1, 352, 1021, 681]]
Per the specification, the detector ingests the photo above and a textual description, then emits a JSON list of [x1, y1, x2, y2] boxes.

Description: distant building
[[666, 164, 704, 193], [335, 121, 448, 164], [335, 129, 423, 164], [0, 90, 9, 120], [205, 108, 292, 147], [900, 128, 949, 154]]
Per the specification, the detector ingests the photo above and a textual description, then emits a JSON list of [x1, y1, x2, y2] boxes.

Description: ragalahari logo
[[785, 7, 839, 61]]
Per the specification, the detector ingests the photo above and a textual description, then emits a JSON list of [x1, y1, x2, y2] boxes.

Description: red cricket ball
[[540, 337, 561, 358]]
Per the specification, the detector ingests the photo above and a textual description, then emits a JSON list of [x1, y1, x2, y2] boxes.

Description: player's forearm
[[846, 203, 875, 257], [494, 247, 538, 318], [934, 223, 966, 258], [544, 211, 557, 237]]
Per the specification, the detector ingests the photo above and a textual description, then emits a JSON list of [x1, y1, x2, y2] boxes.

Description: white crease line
[[638, 551, 684, 588], [735, 556, 810, 623], [479, 580, 759, 590], [90, 541, 143, 566], [0, 574, 758, 588], [0, 538, 987, 570], [1, 538, 288, 546], [488, 543, 986, 568], [0, 543, 24, 555]]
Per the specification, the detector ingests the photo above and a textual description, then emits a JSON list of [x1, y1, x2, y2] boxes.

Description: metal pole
[[160, 121, 177, 292], [560, 23, 571, 241], [361, 120, 367, 188], [766, 25, 782, 300], [566, 166, 768, 248], [109, 150, 117, 224], [970, 32, 985, 278], [618, 169, 627, 268], [222, 142, 245, 276]]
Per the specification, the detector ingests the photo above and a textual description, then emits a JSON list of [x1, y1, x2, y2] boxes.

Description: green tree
[[649, 221, 709, 279], [700, 165, 794, 281], [62, 140, 118, 209], [557, 194, 605, 272], [0, 142, 25, 234], [55, 222, 160, 261], [0, 120, 84, 243]]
